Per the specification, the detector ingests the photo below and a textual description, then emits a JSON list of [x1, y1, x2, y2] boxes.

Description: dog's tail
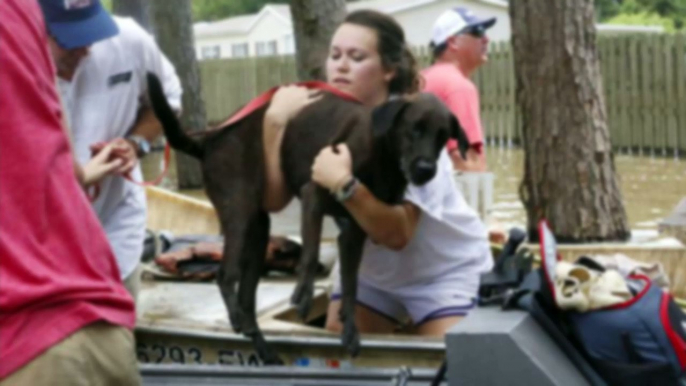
[[147, 73, 203, 159]]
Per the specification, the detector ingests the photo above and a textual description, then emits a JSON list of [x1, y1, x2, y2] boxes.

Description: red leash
[[215, 81, 361, 130], [88, 142, 171, 201], [123, 142, 172, 187]]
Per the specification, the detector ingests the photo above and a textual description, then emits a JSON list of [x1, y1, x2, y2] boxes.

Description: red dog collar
[[218, 81, 361, 128]]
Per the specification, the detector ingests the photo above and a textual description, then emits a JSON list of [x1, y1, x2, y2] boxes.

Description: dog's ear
[[450, 114, 470, 160], [372, 99, 409, 138]]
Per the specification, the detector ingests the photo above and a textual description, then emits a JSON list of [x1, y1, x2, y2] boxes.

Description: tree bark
[[150, 0, 206, 189], [112, 0, 151, 31], [510, 0, 630, 242], [289, 0, 347, 81]]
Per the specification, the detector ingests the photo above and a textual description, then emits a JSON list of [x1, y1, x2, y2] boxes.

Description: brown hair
[[344, 10, 420, 95]]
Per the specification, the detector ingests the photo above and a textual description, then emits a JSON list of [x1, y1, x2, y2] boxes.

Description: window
[[284, 35, 295, 54], [267, 40, 278, 56], [255, 40, 278, 57], [231, 43, 249, 58], [200, 45, 220, 59]]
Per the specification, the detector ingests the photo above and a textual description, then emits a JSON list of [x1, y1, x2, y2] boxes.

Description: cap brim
[[49, 8, 119, 49], [472, 17, 497, 30]]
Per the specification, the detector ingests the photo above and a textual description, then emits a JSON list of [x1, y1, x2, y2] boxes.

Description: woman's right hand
[[265, 85, 322, 126], [82, 143, 123, 186]]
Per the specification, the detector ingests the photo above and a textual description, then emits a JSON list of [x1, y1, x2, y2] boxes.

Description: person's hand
[[312, 144, 353, 192], [266, 85, 322, 127], [90, 138, 138, 176], [450, 148, 486, 172], [82, 143, 123, 186]]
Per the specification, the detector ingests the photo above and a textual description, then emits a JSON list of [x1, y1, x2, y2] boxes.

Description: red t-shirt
[[421, 63, 485, 155], [0, 0, 135, 378]]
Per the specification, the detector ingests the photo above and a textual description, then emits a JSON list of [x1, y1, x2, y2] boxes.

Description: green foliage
[[191, 0, 289, 22], [598, 0, 686, 30], [596, 0, 622, 21], [631, 0, 686, 29], [606, 10, 678, 31]]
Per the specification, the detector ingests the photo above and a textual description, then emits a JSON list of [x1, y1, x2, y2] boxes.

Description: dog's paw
[[342, 321, 361, 358], [261, 352, 285, 366], [253, 339, 284, 366], [290, 282, 313, 321]]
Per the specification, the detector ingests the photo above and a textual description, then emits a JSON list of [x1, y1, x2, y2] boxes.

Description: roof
[[194, 5, 291, 38], [194, 0, 508, 38], [596, 23, 665, 33], [194, 13, 256, 36], [350, 0, 507, 13]]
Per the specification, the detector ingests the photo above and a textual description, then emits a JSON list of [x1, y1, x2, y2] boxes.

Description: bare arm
[[312, 144, 421, 250], [262, 86, 322, 211], [342, 184, 421, 250], [262, 110, 291, 211], [90, 105, 163, 175], [127, 105, 163, 143]]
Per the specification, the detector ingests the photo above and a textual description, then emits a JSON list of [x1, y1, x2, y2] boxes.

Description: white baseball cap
[[430, 7, 497, 46]]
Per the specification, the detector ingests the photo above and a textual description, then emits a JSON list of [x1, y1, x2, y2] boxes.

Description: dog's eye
[[411, 126, 422, 140]]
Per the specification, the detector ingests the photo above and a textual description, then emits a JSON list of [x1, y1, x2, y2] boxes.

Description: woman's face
[[326, 23, 395, 107]]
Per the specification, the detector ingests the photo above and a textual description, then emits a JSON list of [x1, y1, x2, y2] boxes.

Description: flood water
[[487, 147, 685, 233], [151, 146, 685, 239]]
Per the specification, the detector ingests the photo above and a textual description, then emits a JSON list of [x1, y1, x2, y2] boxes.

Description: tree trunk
[[112, 0, 151, 31], [289, 0, 347, 81], [150, 0, 206, 189], [510, 0, 630, 242]]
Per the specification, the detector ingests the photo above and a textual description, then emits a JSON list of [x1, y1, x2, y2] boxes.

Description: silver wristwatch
[[126, 135, 151, 158], [334, 177, 358, 202]]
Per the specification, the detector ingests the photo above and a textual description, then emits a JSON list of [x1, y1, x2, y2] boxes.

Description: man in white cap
[[422, 7, 496, 172], [38, 0, 183, 303]]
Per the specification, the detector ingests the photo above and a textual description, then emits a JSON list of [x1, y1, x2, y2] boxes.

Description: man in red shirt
[[422, 7, 496, 172], [0, 0, 138, 384]]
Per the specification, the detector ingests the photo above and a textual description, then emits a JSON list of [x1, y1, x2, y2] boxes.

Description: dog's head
[[372, 93, 470, 185]]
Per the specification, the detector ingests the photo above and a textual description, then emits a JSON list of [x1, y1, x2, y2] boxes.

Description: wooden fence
[[198, 34, 686, 157]]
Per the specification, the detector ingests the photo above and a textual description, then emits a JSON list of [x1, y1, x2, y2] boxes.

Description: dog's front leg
[[291, 182, 326, 320], [337, 218, 366, 357]]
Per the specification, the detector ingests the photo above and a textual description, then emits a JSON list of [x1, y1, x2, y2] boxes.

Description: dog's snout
[[410, 158, 436, 185]]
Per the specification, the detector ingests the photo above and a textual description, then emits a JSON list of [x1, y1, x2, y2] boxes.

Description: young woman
[[262, 10, 493, 336]]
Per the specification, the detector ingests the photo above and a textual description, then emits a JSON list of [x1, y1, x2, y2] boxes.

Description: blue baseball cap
[[38, 0, 119, 49], [431, 7, 497, 46]]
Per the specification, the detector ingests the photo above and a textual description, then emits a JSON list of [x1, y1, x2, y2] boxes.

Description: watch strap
[[127, 135, 150, 157], [334, 177, 358, 202]]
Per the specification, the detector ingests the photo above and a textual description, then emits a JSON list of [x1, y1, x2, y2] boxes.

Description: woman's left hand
[[82, 143, 123, 186], [312, 144, 353, 192], [90, 138, 138, 175]]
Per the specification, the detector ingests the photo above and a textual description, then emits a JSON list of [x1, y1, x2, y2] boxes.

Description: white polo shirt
[[58, 17, 182, 279], [358, 149, 493, 293]]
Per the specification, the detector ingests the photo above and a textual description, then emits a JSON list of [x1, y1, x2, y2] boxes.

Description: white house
[[193, 0, 664, 60], [194, 6, 295, 60]]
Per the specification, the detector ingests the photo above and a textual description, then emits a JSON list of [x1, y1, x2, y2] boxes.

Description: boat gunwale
[[136, 324, 445, 351]]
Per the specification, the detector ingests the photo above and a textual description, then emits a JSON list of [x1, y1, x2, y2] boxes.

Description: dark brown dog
[[147, 74, 469, 364]]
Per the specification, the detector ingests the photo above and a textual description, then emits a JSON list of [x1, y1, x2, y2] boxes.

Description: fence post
[[675, 34, 686, 156]]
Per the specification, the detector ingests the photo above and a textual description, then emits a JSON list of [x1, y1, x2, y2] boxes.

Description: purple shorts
[[330, 273, 478, 326]]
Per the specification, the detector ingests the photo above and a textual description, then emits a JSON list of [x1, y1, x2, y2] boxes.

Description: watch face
[[139, 139, 151, 153], [336, 178, 357, 201]]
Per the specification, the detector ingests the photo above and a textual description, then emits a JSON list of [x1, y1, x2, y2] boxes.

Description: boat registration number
[[136, 343, 262, 366]]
